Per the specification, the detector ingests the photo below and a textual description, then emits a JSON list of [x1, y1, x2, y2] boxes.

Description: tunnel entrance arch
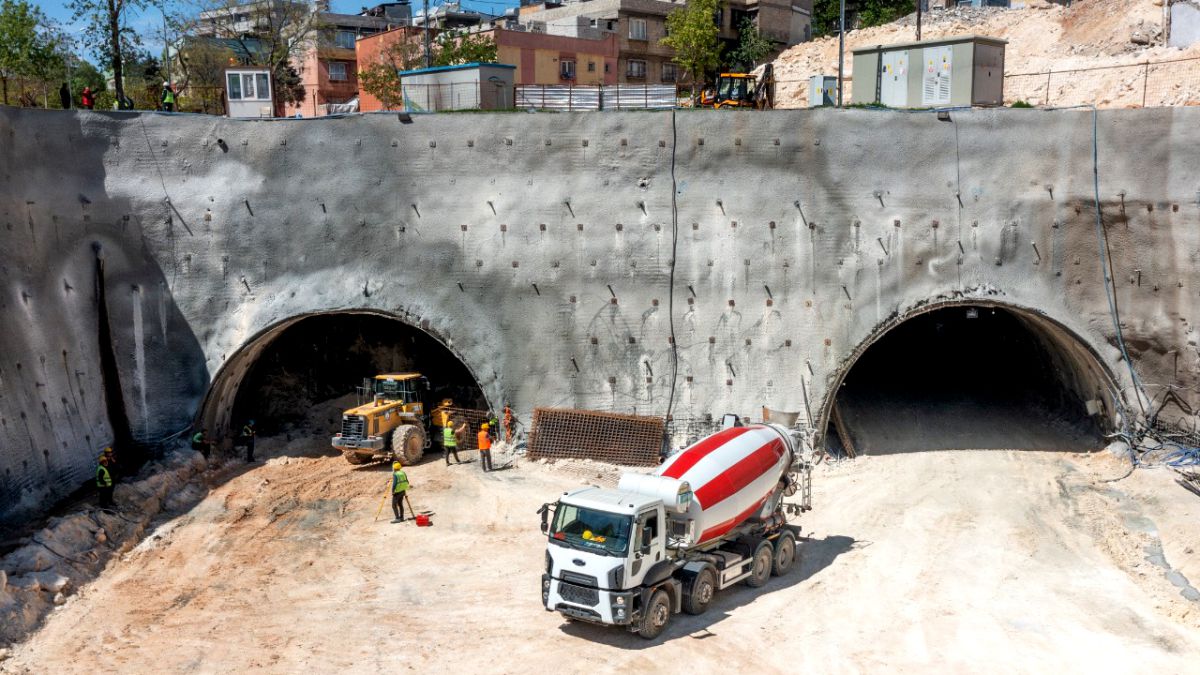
[[195, 310, 491, 446], [818, 300, 1122, 456]]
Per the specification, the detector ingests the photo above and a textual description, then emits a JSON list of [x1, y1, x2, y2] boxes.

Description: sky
[[31, 0, 520, 33]]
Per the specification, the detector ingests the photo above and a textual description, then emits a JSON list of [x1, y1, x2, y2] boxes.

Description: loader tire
[[392, 425, 425, 465], [342, 451, 371, 465]]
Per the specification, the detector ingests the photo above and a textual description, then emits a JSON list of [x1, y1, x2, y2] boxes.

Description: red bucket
[[415, 513, 432, 527]]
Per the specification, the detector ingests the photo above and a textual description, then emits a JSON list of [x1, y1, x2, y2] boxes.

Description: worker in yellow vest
[[390, 461, 410, 523], [478, 422, 493, 472], [442, 423, 460, 465], [96, 453, 114, 509]]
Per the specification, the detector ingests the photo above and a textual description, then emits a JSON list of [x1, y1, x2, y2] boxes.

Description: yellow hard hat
[[104, 447, 113, 453], [392, 461, 402, 469], [481, 422, 489, 429]]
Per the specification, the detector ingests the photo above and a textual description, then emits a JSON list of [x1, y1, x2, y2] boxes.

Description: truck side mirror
[[538, 503, 550, 535], [640, 528, 652, 551]]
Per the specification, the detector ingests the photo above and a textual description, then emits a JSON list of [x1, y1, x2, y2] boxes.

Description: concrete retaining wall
[[2, 106, 1198, 524]]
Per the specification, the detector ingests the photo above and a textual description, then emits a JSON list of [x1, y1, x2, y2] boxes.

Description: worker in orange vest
[[477, 422, 493, 472]]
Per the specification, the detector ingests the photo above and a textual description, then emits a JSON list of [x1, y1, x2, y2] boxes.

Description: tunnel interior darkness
[[226, 314, 488, 437], [830, 305, 1112, 455]]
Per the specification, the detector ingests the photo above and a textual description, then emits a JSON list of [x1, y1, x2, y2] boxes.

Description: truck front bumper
[[543, 575, 635, 626], [331, 435, 385, 451]]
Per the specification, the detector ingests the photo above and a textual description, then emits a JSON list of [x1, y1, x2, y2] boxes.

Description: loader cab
[[372, 374, 429, 409]]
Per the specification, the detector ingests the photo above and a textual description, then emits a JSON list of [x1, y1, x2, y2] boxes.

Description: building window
[[662, 63, 678, 83], [587, 61, 596, 72], [334, 30, 356, 49], [629, 17, 647, 40], [560, 59, 576, 80], [327, 62, 348, 81], [604, 62, 611, 73], [713, 8, 723, 27], [606, 20, 616, 31], [627, 59, 646, 79]]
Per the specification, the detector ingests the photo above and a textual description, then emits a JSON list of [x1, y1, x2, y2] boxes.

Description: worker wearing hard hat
[[96, 453, 114, 510], [390, 461, 410, 523], [442, 422, 461, 465], [478, 422, 493, 472]]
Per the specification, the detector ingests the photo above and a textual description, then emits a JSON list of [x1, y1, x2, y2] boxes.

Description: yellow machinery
[[699, 65, 775, 110], [331, 373, 454, 465]]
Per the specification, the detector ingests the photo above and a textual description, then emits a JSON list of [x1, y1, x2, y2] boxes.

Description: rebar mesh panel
[[528, 408, 664, 466], [436, 407, 492, 452]]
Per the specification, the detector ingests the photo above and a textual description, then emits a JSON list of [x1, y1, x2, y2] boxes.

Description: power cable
[[665, 108, 680, 427]]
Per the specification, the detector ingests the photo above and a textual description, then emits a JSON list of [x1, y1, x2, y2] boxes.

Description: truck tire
[[744, 541, 773, 588], [772, 531, 796, 576], [342, 450, 371, 465], [391, 425, 425, 465], [637, 588, 671, 639], [683, 567, 716, 616]]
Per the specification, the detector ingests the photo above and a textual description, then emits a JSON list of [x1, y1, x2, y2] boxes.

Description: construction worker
[[442, 422, 460, 465], [478, 422, 493, 472], [241, 420, 257, 463], [161, 81, 176, 112], [191, 428, 215, 457], [390, 461, 410, 523], [96, 454, 114, 509], [487, 411, 499, 442], [80, 86, 94, 110], [503, 405, 514, 443], [102, 446, 118, 482]]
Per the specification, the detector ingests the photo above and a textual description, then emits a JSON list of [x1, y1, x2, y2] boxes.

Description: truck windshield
[[550, 504, 631, 556]]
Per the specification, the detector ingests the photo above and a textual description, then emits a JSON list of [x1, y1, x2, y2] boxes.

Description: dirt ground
[[3, 439, 1199, 673]]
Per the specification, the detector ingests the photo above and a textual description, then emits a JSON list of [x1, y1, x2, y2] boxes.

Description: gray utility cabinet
[[851, 35, 1006, 108]]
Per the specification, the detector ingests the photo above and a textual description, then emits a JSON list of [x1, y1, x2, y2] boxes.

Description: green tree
[[0, 0, 44, 104], [727, 18, 773, 71], [661, 0, 722, 99], [68, 0, 147, 102], [811, 0, 916, 38], [433, 30, 497, 67], [357, 35, 422, 110]]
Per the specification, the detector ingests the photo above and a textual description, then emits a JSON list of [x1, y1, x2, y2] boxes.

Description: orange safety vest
[[477, 430, 492, 451]]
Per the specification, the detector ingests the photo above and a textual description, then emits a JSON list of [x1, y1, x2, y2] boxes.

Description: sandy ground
[[771, 0, 1200, 108], [3, 440, 1199, 673]]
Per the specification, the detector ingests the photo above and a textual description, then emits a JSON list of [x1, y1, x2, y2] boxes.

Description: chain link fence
[[1005, 56, 1200, 108]]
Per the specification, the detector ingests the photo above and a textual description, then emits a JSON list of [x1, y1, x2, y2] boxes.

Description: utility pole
[[837, 0, 845, 106], [423, 0, 432, 68], [916, 0, 922, 42]]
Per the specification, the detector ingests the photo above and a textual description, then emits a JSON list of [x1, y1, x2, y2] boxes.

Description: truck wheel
[[744, 541, 773, 588], [637, 588, 671, 639], [391, 425, 425, 465], [772, 531, 796, 576], [683, 567, 716, 616], [342, 451, 371, 465]]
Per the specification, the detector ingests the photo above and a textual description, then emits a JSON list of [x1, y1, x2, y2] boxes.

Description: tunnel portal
[[827, 304, 1116, 455]]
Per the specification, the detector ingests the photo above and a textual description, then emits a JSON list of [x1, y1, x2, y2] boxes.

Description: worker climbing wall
[[2, 106, 1199, 524]]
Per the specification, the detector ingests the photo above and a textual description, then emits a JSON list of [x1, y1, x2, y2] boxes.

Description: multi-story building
[[195, 1, 407, 115], [355, 25, 619, 111], [513, 0, 813, 86]]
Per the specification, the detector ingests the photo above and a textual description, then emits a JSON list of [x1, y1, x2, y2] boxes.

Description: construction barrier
[[515, 84, 677, 112], [527, 407, 664, 466]]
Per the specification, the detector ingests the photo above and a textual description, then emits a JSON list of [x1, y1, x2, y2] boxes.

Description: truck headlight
[[615, 608, 625, 620], [615, 596, 625, 606], [543, 578, 551, 590]]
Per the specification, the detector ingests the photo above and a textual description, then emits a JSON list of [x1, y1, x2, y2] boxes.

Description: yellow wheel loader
[[331, 373, 456, 466]]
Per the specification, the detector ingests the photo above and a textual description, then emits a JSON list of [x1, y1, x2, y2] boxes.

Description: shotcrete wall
[[2, 106, 1198, 524]]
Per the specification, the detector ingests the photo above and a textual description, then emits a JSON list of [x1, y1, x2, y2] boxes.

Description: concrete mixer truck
[[539, 422, 813, 639]]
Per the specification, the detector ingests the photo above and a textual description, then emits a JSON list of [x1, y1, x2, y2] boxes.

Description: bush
[[1011, 100, 1034, 108]]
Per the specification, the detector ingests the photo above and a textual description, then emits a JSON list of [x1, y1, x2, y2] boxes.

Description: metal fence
[[515, 84, 678, 111], [1004, 56, 1200, 108], [527, 407, 665, 466], [398, 82, 513, 112]]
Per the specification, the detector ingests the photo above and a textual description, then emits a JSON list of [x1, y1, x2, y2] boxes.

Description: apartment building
[[513, 0, 813, 85]]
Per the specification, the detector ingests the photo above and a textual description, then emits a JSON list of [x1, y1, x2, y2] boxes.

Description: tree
[[69, 0, 147, 102], [811, 0, 917, 38], [661, 0, 722, 100], [727, 18, 773, 71], [0, 0, 43, 104], [433, 30, 496, 67]]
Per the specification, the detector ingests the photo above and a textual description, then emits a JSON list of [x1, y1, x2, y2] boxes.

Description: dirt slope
[[3, 442, 1198, 673], [772, 0, 1200, 108]]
